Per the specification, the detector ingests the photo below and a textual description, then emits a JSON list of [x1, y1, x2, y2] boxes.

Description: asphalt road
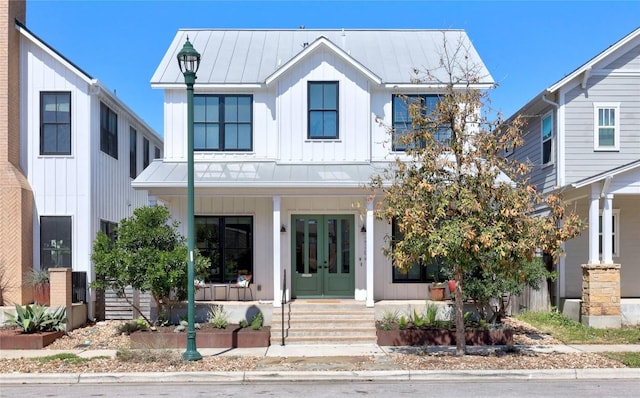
[[3, 380, 640, 397]]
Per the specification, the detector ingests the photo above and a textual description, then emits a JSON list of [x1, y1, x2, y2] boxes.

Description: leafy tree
[[370, 34, 583, 356], [91, 206, 209, 325]]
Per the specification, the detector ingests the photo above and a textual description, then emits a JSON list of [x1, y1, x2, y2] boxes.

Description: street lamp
[[177, 37, 202, 361]]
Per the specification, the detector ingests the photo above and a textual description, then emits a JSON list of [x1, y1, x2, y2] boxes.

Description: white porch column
[[602, 193, 614, 264], [365, 198, 374, 307], [588, 185, 600, 264], [272, 195, 282, 307]]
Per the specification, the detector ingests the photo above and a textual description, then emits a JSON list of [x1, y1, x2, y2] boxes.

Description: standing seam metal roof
[[151, 29, 493, 85]]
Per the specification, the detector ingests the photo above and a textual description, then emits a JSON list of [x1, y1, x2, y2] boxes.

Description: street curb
[[1, 368, 639, 385]]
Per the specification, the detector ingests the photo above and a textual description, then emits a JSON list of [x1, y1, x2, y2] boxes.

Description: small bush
[[412, 309, 426, 327], [117, 320, 147, 335], [4, 304, 66, 333], [251, 312, 263, 330], [116, 348, 180, 364], [239, 319, 249, 328], [208, 305, 229, 329], [398, 315, 408, 330], [426, 304, 438, 325]]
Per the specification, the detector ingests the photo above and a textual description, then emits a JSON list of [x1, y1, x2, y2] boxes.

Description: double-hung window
[[594, 103, 620, 151], [129, 127, 137, 178], [599, 210, 620, 257], [541, 112, 553, 165], [391, 219, 444, 283], [40, 216, 72, 269], [392, 94, 449, 151], [194, 95, 253, 151], [100, 102, 118, 159], [40, 92, 71, 155], [308, 81, 338, 139]]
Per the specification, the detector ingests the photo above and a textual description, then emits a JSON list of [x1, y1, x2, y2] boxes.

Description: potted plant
[[428, 272, 446, 301], [29, 269, 50, 306]]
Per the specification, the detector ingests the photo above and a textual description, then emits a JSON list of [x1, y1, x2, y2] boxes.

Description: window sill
[[593, 148, 620, 152], [305, 139, 341, 143]]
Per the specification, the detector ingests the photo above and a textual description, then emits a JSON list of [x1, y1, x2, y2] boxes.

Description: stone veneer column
[[581, 263, 621, 328], [49, 268, 73, 328], [0, 0, 33, 305]]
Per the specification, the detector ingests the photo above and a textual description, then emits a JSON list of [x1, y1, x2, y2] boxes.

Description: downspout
[[540, 92, 563, 311]]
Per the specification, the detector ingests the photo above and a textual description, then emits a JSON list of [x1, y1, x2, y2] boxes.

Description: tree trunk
[[454, 266, 466, 356]]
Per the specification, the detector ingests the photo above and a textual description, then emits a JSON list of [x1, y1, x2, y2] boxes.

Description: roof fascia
[[151, 83, 265, 90], [571, 159, 640, 189], [547, 27, 640, 94], [385, 83, 495, 90], [265, 36, 382, 86]]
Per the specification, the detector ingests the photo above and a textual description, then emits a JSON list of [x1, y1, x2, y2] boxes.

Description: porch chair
[[229, 274, 253, 301]]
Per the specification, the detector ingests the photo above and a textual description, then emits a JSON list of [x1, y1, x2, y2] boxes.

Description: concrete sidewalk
[[3, 343, 640, 360]]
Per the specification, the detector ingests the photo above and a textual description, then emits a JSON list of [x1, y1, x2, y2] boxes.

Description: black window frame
[[129, 127, 137, 178], [100, 219, 118, 242], [392, 94, 450, 151], [100, 102, 118, 159], [194, 94, 253, 151], [308, 81, 339, 139], [143, 137, 150, 168], [40, 216, 72, 270], [154, 146, 161, 159], [40, 91, 71, 155], [195, 216, 253, 283], [391, 219, 443, 283]]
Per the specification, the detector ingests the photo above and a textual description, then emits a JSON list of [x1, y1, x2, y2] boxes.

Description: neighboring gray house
[[506, 27, 640, 327]]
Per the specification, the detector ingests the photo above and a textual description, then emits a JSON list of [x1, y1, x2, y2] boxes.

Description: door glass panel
[[295, 219, 305, 273], [308, 220, 318, 274], [327, 219, 337, 274], [341, 219, 351, 274]]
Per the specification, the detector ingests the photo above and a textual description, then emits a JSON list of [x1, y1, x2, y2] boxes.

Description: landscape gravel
[[0, 318, 627, 373]]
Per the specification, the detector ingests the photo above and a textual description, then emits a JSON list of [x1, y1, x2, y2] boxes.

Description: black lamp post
[[177, 36, 202, 361]]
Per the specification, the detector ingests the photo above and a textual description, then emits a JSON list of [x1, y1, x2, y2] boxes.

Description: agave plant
[[4, 303, 66, 333]]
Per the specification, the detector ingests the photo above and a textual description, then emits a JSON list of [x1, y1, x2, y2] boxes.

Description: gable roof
[[151, 29, 493, 88]]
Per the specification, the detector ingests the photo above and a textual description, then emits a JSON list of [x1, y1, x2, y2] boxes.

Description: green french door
[[291, 215, 355, 298]]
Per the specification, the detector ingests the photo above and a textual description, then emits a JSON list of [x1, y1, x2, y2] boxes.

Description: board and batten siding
[[563, 196, 640, 298], [563, 74, 640, 184], [21, 34, 93, 277]]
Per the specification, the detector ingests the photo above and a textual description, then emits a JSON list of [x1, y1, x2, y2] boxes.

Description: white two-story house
[[134, 29, 493, 310], [14, 20, 162, 319], [506, 27, 640, 327]]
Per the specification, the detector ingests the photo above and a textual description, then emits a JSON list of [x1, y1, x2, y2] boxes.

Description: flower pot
[[429, 285, 446, 301], [33, 283, 50, 306]]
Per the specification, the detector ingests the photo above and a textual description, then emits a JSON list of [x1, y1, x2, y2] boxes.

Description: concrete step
[[271, 320, 374, 330], [271, 327, 376, 336], [270, 335, 378, 345]]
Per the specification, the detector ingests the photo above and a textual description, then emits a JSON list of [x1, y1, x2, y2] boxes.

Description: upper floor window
[[594, 103, 620, 151], [308, 82, 338, 139], [100, 102, 118, 159], [129, 127, 137, 178], [100, 219, 118, 242], [392, 94, 449, 151], [40, 216, 72, 270], [143, 137, 150, 168], [541, 112, 553, 165], [154, 146, 161, 159], [40, 92, 71, 155], [194, 95, 252, 151]]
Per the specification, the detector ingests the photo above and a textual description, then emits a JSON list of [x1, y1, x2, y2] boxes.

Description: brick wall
[[0, 0, 33, 305]]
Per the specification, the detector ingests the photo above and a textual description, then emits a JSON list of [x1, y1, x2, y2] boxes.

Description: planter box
[[130, 326, 270, 349], [0, 330, 64, 349], [377, 327, 513, 346]]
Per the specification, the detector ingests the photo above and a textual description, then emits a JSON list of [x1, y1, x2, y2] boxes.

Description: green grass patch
[[516, 311, 640, 344], [35, 353, 93, 365], [602, 352, 640, 368]]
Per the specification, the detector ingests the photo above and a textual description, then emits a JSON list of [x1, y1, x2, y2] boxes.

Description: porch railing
[[281, 269, 287, 346]]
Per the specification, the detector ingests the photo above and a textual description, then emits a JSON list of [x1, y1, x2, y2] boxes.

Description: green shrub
[[4, 304, 66, 333], [398, 315, 408, 330], [251, 312, 263, 330], [208, 305, 229, 329], [426, 304, 438, 325], [239, 319, 249, 328], [412, 309, 426, 327]]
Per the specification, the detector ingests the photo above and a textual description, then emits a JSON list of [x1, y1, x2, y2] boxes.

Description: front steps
[[270, 300, 377, 345]]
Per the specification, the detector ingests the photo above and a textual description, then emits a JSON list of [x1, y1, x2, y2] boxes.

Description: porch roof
[[132, 160, 391, 190]]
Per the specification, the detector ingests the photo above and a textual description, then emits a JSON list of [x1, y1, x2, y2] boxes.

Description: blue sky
[[26, 0, 639, 136]]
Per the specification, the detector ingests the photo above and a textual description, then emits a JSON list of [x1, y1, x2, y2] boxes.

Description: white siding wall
[[21, 35, 162, 289]]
